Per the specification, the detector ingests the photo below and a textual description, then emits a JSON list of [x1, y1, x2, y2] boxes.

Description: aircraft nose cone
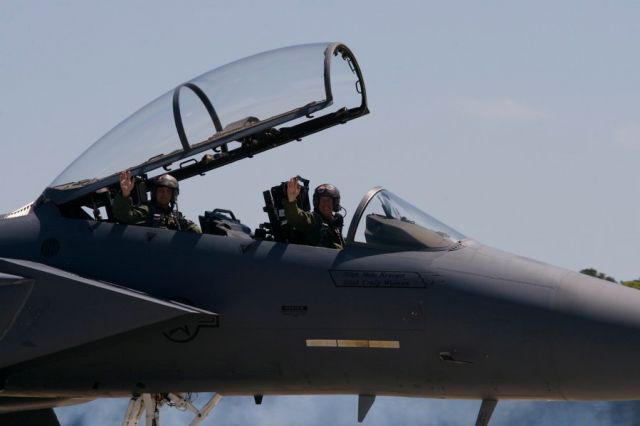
[[552, 271, 640, 399]]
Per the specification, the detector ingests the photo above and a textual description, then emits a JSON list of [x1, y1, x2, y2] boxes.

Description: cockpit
[[347, 188, 465, 250], [40, 42, 465, 252]]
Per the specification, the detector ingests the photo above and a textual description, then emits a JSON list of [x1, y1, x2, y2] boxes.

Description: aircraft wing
[[0, 257, 217, 369]]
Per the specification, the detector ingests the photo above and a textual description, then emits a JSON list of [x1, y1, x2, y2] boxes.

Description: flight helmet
[[313, 183, 341, 213], [154, 174, 179, 202]]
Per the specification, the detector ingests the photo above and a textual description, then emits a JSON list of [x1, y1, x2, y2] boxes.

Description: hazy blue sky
[[2, 1, 640, 425]]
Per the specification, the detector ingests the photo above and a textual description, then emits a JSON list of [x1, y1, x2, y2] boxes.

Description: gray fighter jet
[[1, 43, 639, 426]]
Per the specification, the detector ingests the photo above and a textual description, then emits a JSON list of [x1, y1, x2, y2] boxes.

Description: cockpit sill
[[39, 184, 468, 253]]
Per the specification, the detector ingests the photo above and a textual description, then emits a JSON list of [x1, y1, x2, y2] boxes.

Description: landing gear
[[475, 398, 498, 426], [122, 392, 222, 426]]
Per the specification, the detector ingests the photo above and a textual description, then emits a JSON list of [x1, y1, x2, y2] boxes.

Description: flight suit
[[112, 193, 201, 233], [283, 199, 344, 249]]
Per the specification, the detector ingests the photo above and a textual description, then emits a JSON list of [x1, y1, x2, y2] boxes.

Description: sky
[[1, 1, 640, 424]]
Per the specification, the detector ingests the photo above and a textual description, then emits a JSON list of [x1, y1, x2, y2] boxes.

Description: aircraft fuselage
[[2, 203, 640, 402]]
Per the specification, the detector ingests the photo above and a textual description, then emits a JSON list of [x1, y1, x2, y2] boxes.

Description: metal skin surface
[[2, 203, 640, 404], [2, 43, 639, 424]]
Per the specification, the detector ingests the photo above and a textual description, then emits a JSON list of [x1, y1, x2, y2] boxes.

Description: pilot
[[283, 176, 345, 249], [113, 170, 201, 233]]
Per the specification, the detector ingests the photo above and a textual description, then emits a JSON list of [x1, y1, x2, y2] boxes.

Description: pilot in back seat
[[113, 170, 201, 233]]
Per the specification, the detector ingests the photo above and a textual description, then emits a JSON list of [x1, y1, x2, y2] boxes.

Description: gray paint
[[1, 207, 640, 405]]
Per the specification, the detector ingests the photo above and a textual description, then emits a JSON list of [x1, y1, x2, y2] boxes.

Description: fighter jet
[[1, 42, 639, 426]]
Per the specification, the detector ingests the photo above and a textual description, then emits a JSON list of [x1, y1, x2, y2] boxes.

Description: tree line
[[580, 268, 640, 289]]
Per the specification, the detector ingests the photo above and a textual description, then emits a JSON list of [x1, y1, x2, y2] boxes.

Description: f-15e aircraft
[[1, 43, 639, 426]]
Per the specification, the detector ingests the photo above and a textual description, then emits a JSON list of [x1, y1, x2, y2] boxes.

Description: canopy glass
[[46, 43, 366, 205]]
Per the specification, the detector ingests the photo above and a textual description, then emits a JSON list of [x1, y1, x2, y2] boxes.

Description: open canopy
[[44, 42, 367, 205]]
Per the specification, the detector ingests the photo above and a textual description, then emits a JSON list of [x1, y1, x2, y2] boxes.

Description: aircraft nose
[[552, 271, 640, 399]]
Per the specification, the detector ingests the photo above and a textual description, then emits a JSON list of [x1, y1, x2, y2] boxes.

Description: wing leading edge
[[0, 257, 217, 370]]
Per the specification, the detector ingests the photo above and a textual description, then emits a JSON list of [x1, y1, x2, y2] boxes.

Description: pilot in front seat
[[283, 176, 344, 249]]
